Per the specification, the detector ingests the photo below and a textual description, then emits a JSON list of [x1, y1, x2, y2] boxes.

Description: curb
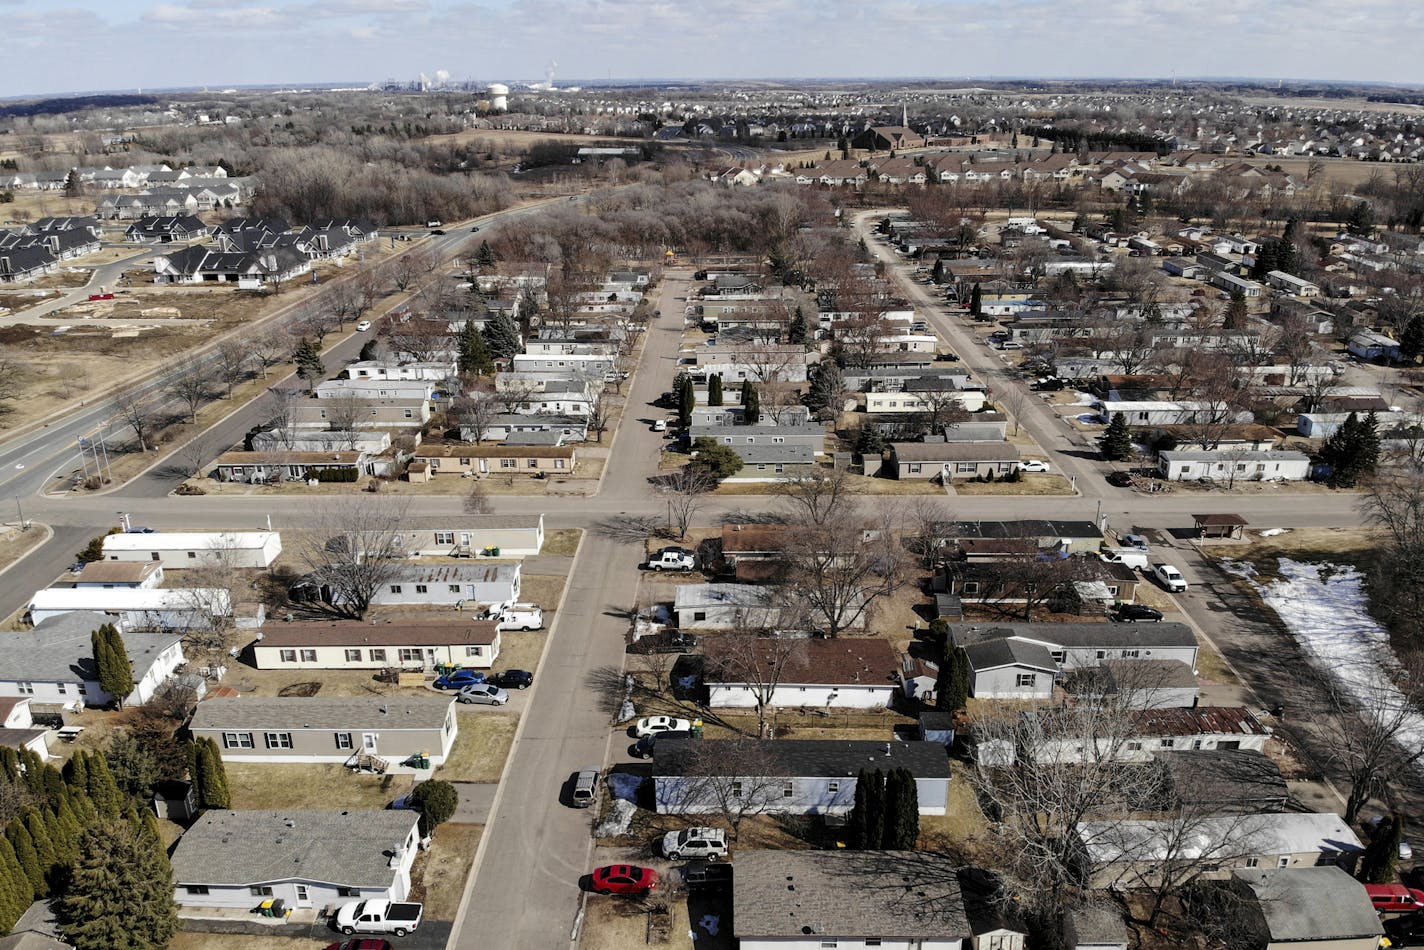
[[0, 522, 53, 579]]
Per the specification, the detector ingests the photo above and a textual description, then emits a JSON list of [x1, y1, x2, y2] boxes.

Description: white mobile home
[[102, 531, 282, 568], [1158, 449, 1310, 482], [27, 587, 232, 630], [703, 638, 898, 710], [251, 619, 501, 671], [369, 564, 521, 608], [0, 612, 185, 708], [392, 515, 545, 558]]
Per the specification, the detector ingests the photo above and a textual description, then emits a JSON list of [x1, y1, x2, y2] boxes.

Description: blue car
[[434, 669, 486, 690]]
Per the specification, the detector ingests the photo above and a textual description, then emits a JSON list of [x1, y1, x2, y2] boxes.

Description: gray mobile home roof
[[963, 637, 1058, 673], [655, 737, 949, 779], [1233, 867, 1382, 942], [890, 442, 1020, 463], [1158, 749, 1289, 808], [0, 612, 181, 684], [191, 696, 451, 732], [949, 622, 1196, 651], [171, 809, 419, 888], [732, 444, 816, 464], [733, 850, 969, 939]]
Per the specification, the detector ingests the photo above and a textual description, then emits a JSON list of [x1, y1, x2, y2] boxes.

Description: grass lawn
[[581, 894, 695, 950], [917, 779, 993, 863], [521, 573, 569, 611], [171, 934, 328, 950], [439, 710, 519, 783], [495, 629, 547, 676], [408, 822, 482, 920], [955, 474, 1075, 495], [225, 762, 413, 811], [543, 527, 584, 557], [0, 523, 49, 575]]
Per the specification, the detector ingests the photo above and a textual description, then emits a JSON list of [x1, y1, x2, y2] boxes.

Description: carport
[[1192, 513, 1249, 540]]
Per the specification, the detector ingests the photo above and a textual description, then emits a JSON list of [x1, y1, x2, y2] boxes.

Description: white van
[[1099, 547, 1150, 570]]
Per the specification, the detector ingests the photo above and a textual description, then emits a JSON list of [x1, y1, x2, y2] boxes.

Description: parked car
[[1019, 459, 1051, 473], [356, 320, 372, 332], [646, 547, 696, 572], [334, 900, 422, 937], [1369, 884, 1424, 914], [1116, 603, 1164, 623], [679, 860, 733, 891], [1386, 912, 1424, 945], [456, 683, 509, 706], [634, 716, 692, 738], [1099, 548, 1150, 570], [489, 603, 544, 631], [1153, 564, 1189, 593], [662, 827, 728, 860], [571, 767, 600, 807], [628, 630, 698, 654], [652, 420, 668, 432], [591, 865, 660, 896], [433, 669, 486, 690], [324, 940, 392, 950], [489, 669, 533, 690], [430, 229, 446, 235], [1106, 471, 1134, 487], [1121, 533, 1150, 551], [634, 730, 690, 759]]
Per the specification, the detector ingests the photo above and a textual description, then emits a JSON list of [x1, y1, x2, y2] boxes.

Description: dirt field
[[170, 934, 328, 950], [409, 822, 482, 919]]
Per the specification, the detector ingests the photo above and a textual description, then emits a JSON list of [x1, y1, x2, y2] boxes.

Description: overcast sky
[[4, 0, 1422, 97]]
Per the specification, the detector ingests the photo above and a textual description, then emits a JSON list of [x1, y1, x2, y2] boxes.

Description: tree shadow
[[591, 514, 661, 543]]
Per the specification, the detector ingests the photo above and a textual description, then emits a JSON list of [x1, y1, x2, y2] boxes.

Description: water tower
[[488, 83, 509, 112]]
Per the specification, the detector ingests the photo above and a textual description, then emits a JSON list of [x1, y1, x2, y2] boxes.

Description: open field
[[225, 762, 416, 810]]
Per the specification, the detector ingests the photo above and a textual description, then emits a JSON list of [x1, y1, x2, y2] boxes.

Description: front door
[[294, 884, 311, 908], [459, 532, 471, 547], [362, 733, 378, 753]]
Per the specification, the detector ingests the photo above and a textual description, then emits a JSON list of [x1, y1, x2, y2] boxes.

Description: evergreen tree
[[476, 240, 496, 267], [931, 258, 945, 284], [1400, 317, 1424, 364], [83, 753, 123, 819], [937, 645, 972, 712], [806, 361, 844, 415], [410, 780, 459, 837], [293, 337, 325, 391], [856, 421, 886, 455], [59, 816, 178, 950], [1098, 412, 1133, 461], [23, 808, 58, 884], [92, 624, 134, 709], [885, 769, 920, 849], [76, 535, 107, 564], [483, 308, 522, 360], [52, 792, 85, 863], [0, 835, 34, 931], [742, 382, 761, 424], [969, 283, 983, 318], [707, 373, 723, 407], [846, 769, 870, 848], [1346, 200, 1375, 237], [457, 319, 493, 376], [677, 376, 695, 428], [1223, 292, 1248, 330], [6, 820, 46, 897], [1321, 411, 1379, 487], [788, 307, 807, 345], [861, 770, 886, 849], [193, 738, 231, 810]]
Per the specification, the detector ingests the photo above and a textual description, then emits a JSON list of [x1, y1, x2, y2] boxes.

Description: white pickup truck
[[646, 547, 696, 572], [335, 899, 423, 937]]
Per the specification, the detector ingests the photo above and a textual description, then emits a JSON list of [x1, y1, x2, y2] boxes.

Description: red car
[[1367, 883, 1424, 913], [324, 941, 392, 950], [591, 864, 660, 896]]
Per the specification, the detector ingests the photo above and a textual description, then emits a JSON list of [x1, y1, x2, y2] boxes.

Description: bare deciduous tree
[[213, 341, 251, 398], [656, 738, 787, 839], [165, 360, 217, 425], [661, 468, 716, 539], [997, 386, 1031, 437], [113, 383, 157, 451], [249, 332, 288, 378], [774, 467, 857, 526], [295, 496, 411, 618], [702, 633, 808, 738], [782, 507, 907, 636], [454, 392, 499, 444]]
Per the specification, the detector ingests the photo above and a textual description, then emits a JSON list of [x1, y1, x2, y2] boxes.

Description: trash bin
[[258, 899, 275, 917], [415, 752, 430, 769], [270, 899, 285, 918], [488, 546, 501, 557]]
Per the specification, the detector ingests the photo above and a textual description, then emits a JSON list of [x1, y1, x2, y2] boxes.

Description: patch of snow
[[652, 605, 672, 624], [606, 772, 645, 802], [1227, 557, 1424, 765], [697, 915, 721, 936], [594, 798, 637, 837], [617, 699, 635, 723], [1258, 528, 1290, 537], [1074, 392, 1096, 406], [1076, 413, 1100, 424], [675, 673, 699, 690]]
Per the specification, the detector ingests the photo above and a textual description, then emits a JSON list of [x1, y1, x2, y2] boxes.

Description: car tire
[[394, 929, 408, 938], [342, 927, 355, 936], [668, 851, 681, 860], [518, 683, 528, 689], [522, 624, 535, 631], [650, 564, 662, 571], [597, 888, 612, 896]]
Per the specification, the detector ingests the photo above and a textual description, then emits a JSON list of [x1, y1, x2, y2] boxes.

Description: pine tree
[[483, 308, 522, 360], [862, 769, 886, 850], [1223, 292, 1248, 330], [92, 624, 134, 709], [938, 645, 972, 712], [1098, 412, 1133, 461], [707, 373, 723, 407], [476, 240, 496, 267], [895, 768, 920, 848], [457, 319, 493, 376], [59, 816, 178, 950], [293, 337, 325, 392], [742, 382, 761, 424], [856, 421, 885, 455], [6, 820, 46, 897], [1400, 317, 1424, 364], [847, 769, 870, 848], [1359, 409, 1382, 477], [84, 753, 123, 819], [23, 808, 58, 884], [677, 376, 695, 428], [969, 283, 983, 318], [52, 792, 85, 863], [1322, 411, 1377, 487], [931, 257, 945, 284], [788, 307, 807, 345], [0, 835, 34, 931], [193, 738, 231, 810]]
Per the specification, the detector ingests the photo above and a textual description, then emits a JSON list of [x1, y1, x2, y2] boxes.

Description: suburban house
[[0, 612, 185, 708], [865, 385, 988, 415], [55, 560, 164, 589], [1346, 328, 1401, 361], [0, 698, 50, 760], [123, 215, 209, 243], [937, 559, 1142, 613], [690, 423, 828, 455], [702, 638, 898, 709], [367, 563, 521, 608], [1225, 867, 1383, 950], [943, 520, 1106, 555], [314, 378, 435, 401], [733, 850, 970, 950], [27, 587, 231, 630], [406, 444, 577, 479], [208, 450, 371, 484], [1157, 449, 1311, 482], [392, 514, 545, 558], [1071, 659, 1201, 710], [654, 736, 951, 816], [171, 809, 422, 910], [289, 396, 432, 431], [190, 696, 458, 767], [886, 442, 1021, 480], [1076, 812, 1364, 888], [250, 619, 501, 671], [344, 360, 452, 382], [102, 530, 283, 568], [153, 243, 311, 287], [1265, 270, 1321, 297], [948, 622, 1200, 673], [720, 444, 818, 481]]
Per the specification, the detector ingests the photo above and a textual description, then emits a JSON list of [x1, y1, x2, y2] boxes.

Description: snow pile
[[605, 772, 645, 802], [1259, 528, 1290, 538], [697, 915, 721, 936], [1223, 557, 1424, 759], [594, 798, 637, 837]]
